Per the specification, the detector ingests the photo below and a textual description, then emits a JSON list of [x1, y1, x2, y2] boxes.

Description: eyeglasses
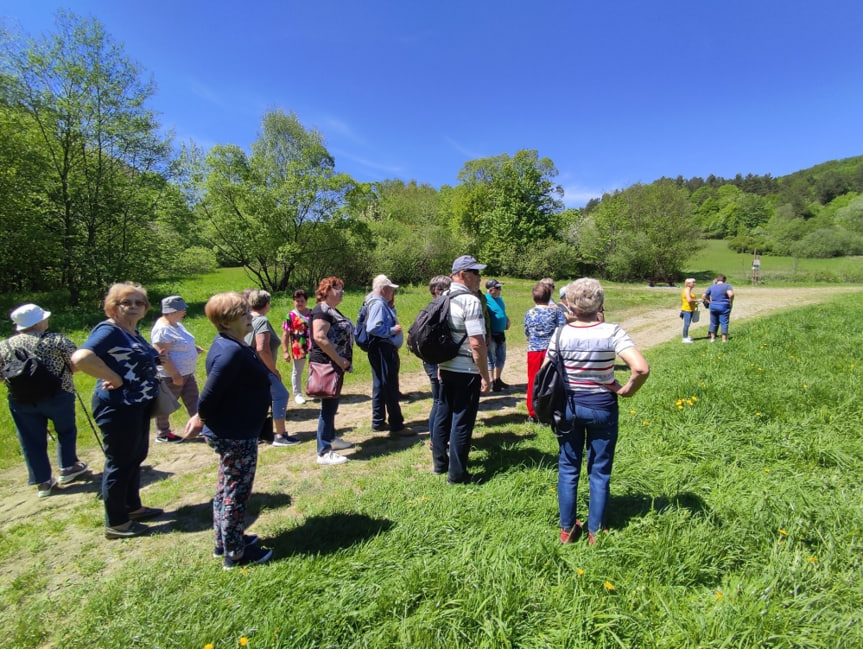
[[331, 287, 345, 293], [119, 300, 147, 308], [464, 269, 480, 276]]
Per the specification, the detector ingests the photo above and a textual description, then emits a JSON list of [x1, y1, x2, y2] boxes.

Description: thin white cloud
[[331, 148, 403, 176], [318, 116, 366, 146], [444, 136, 484, 160]]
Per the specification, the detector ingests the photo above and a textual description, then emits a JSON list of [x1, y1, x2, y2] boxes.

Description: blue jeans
[[487, 335, 507, 372], [423, 362, 441, 438], [8, 390, 78, 485], [556, 399, 619, 534], [316, 397, 340, 455], [268, 372, 289, 421], [368, 341, 403, 430], [93, 395, 152, 527], [432, 370, 481, 483], [709, 307, 731, 335], [681, 310, 694, 338]]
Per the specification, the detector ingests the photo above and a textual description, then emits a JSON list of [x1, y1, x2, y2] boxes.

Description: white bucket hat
[[10, 303, 51, 331]]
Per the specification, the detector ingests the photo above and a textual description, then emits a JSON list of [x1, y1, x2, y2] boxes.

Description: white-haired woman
[[544, 278, 650, 545]]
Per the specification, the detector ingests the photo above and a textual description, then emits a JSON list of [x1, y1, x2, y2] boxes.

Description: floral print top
[[523, 305, 566, 352], [283, 309, 311, 360]]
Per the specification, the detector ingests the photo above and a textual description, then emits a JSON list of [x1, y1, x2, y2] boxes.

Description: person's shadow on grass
[[269, 513, 394, 555]]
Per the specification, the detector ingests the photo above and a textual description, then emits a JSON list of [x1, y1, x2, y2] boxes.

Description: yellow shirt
[[681, 288, 695, 312]]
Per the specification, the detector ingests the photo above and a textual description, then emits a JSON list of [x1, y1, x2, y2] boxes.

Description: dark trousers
[[93, 396, 151, 527], [432, 370, 481, 483], [368, 341, 403, 430]]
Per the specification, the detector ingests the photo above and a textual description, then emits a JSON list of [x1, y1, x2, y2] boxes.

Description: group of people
[[2, 256, 667, 566], [680, 275, 735, 343]]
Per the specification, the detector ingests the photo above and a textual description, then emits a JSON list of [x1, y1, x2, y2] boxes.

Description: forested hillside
[[2, 12, 861, 301]]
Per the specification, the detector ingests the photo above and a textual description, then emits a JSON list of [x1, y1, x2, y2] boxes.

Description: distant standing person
[[2, 304, 88, 498], [702, 274, 734, 343], [183, 292, 273, 569], [150, 295, 203, 442], [679, 279, 698, 344], [282, 289, 312, 405], [309, 276, 355, 465], [484, 279, 510, 392], [523, 283, 566, 423], [245, 290, 299, 446]]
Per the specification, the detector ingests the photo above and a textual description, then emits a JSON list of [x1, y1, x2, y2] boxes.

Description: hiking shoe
[[37, 477, 58, 498], [156, 432, 183, 443], [213, 534, 259, 558], [371, 423, 390, 432], [330, 437, 354, 450], [223, 544, 273, 570], [58, 461, 89, 485], [105, 520, 149, 539], [560, 521, 583, 544], [272, 434, 301, 447], [317, 451, 349, 465], [492, 379, 503, 392], [294, 394, 307, 405], [128, 506, 163, 521], [389, 426, 416, 438], [682, 337, 694, 344]]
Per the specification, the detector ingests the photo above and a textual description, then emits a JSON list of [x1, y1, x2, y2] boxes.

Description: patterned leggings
[[207, 437, 258, 558]]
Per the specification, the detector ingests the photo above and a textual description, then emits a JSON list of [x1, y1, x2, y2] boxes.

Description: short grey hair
[[247, 289, 271, 310], [565, 278, 604, 318]]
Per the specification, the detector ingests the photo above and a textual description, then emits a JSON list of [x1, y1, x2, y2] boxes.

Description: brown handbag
[[306, 361, 344, 399]]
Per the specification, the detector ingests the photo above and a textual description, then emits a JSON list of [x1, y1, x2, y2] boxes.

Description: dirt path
[[1, 285, 860, 584]]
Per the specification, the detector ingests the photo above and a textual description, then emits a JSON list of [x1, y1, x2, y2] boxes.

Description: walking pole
[[74, 387, 105, 455]]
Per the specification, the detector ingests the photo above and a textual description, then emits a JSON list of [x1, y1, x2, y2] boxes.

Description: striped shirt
[[547, 322, 635, 397], [439, 283, 486, 374]]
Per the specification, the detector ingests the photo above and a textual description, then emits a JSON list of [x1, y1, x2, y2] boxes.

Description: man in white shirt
[[431, 255, 492, 485]]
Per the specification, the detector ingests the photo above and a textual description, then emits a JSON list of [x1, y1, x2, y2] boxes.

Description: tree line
[[2, 12, 862, 304]]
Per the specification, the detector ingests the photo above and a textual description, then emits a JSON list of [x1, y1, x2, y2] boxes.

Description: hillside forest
[[2, 12, 863, 304]]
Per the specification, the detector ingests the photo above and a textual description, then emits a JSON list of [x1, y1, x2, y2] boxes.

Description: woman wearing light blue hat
[[150, 295, 203, 443]]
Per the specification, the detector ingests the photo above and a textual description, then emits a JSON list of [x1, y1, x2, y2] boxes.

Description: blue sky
[[2, 0, 862, 207]]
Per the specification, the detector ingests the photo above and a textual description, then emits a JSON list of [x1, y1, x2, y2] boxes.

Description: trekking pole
[[74, 387, 105, 455]]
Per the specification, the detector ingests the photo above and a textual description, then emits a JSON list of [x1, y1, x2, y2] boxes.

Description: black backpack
[[407, 292, 467, 365], [354, 300, 372, 352], [532, 326, 568, 429], [1, 337, 63, 404]]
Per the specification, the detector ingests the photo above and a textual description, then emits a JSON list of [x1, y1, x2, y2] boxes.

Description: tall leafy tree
[[188, 110, 358, 292], [576, 180, 700, 281], [1, 12, 173, 304], [450, 149, 564, 274]]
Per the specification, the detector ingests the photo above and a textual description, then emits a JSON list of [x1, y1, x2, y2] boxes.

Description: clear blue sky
[[2, 0, 862, 207]]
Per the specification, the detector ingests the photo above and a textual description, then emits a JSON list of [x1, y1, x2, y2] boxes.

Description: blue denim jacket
[[364, 293, 404, 348]]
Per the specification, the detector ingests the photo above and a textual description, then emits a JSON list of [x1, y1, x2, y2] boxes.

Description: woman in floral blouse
[[282, 289, 312, 405], [523, 282, 566, 423]]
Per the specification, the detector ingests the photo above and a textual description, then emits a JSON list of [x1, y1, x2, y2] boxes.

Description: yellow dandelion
[[808, 556, 817, 563], [691, 396, 698, 401], [678, 405, 684, 410], [603, 581, 615, 591], [675, 399, 683, 406], [715, 589, 723, 600], [577, 568, 584, 576], [758, 367, 762, 371], [778, 529, 788, 536], [241, 568, 249, 576], [803, 384, 808, 389], [205, 644, 214, 649], [642, 421, 650, 426], [239, 638, 249, 647], [756, 412, 761, 417], [630, 409, 637, 414], [764, 468, 770, 472]]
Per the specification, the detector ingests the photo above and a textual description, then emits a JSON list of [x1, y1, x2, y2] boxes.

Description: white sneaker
[[294, 394, 307, 405], [682, 337, 694, 344], [330, 437, 354, 450], [317, 451, 348, 465]]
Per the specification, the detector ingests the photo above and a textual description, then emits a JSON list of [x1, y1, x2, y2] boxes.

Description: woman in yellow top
[[680, 278, 698, 343]]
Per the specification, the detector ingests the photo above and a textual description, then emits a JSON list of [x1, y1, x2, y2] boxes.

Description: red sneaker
[[560, 521, 583, 544]]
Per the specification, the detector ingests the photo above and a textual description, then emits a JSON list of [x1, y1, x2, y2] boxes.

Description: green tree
[[1, 12, 174, 304], [187, 110, 358, 292], [450, 150, 564, 274], [575, 180, 700, 281]]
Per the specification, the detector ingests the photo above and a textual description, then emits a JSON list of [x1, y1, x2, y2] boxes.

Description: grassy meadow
[[1, 249, 862, 648]]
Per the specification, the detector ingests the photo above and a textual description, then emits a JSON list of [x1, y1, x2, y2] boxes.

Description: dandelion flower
[[715, 589, 723, 600], [803, 384, 808, 389], [691, 396, 698, 401], [239, 638, 249, 647], [764, 468, 770, 473], [779, 529, 788, 536], [205, 645, 214, 649], [603, 581, 615, 591], [642, 421, 650, 426], [577, 568, 584, 576], [808, 556, 817, 563], [630, 409, 637, 414]]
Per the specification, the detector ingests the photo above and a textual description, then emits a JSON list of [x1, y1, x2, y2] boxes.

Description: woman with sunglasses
[[72, 282, 163, 539]]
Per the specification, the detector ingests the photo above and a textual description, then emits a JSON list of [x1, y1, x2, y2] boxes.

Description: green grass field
[[1, 250, 862, 648]]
